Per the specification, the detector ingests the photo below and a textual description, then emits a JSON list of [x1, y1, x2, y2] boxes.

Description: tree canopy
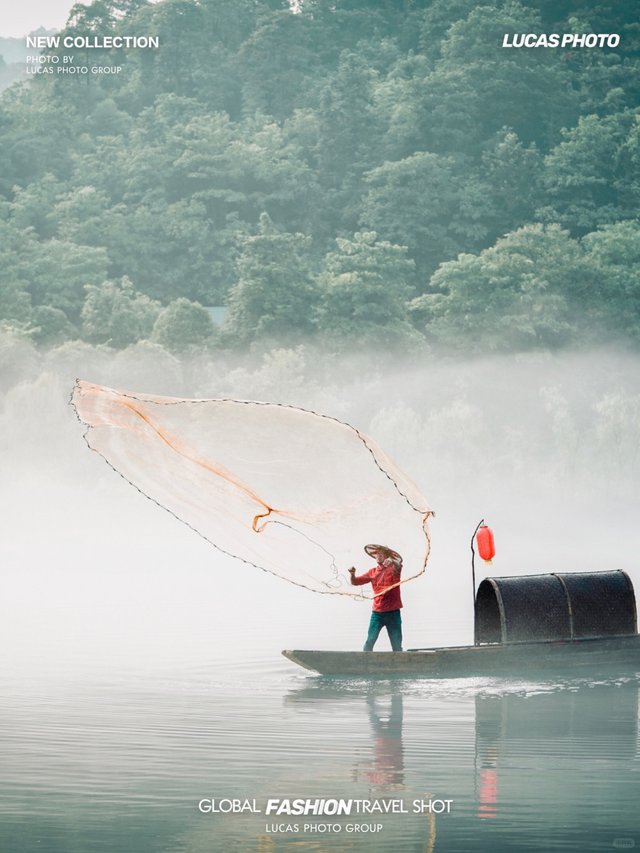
[[0, 0, 638, 355]]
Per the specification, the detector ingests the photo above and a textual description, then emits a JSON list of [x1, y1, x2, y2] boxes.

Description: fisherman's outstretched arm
[[348, 567, 371, 586]]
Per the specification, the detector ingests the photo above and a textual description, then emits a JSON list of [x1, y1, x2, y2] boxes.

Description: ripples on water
[[1, 653, 639, 853]]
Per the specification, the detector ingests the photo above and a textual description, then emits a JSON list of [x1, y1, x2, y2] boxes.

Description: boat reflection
[[284, 676, 640, 852], [473, 682, 639, 849]]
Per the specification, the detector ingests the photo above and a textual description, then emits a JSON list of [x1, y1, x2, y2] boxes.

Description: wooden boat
[[282, 633, 640, 677], [283, 570, 640, 678]]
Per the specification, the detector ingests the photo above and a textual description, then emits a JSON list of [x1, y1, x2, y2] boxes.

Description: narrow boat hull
[[282, 634, 640, 678]]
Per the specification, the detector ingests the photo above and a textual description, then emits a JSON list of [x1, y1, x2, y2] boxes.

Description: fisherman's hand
[[348, 567, 356, 575]]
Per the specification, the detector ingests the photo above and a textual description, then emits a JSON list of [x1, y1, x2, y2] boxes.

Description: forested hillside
[[1, 0, 639, 356]]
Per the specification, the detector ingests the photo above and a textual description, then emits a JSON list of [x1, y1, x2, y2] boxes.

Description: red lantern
[[476, 524, 495, 563]]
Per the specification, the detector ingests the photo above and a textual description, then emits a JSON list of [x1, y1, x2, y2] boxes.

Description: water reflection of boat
[[473, 684, 639, 849], [283, 571, 640, 677]]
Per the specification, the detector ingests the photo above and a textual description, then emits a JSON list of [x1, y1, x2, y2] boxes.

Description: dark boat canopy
[[475, 571, 637, 645]]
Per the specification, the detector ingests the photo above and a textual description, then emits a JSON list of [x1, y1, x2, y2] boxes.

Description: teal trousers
[[364, 609, 402, 652]]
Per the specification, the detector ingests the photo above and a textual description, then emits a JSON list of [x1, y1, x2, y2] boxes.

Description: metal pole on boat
[[471, 518, 484, 646]]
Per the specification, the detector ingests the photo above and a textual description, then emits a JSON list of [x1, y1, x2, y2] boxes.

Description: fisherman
[[349, 545, 403, 652]]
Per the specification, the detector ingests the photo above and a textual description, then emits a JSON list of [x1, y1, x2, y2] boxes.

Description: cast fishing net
[[71, 381, 433, 599]]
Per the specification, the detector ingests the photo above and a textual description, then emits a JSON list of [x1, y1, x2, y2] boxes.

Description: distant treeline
[[1, 0, 639, 355]]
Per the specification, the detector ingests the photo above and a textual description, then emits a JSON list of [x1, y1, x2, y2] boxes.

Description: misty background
[[2, 342, 640, 677], [2, 1, 88, 38], [1, 0, 639, 676]]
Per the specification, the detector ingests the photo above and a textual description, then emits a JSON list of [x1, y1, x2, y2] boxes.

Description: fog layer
[[2, 340, 639, 675]]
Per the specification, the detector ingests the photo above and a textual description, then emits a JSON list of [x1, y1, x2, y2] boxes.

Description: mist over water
[[2, 343, 640, 672], [2, 342, 640, 852]]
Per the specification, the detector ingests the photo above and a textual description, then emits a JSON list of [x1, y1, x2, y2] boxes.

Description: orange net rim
[[70, 380, 434, 601]]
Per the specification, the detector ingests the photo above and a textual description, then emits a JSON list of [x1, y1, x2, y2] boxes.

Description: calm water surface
[[1, 653, 638, 853]]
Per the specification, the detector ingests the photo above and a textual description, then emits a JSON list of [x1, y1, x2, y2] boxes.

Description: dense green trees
[[413, 221, 640, 351], [152, 297, 216, 352], [538, 111, 640, 233], [225, 213, 319, 345], [360, 152, 490, 279], [0, 218, 33, 325], [0, 0, 638, 356], [413, 225, 583, 351], [318, 231, 419, 349], [81, 276, 160, 347], [581, 221, 640, 341], [0, 279, 32, 328]]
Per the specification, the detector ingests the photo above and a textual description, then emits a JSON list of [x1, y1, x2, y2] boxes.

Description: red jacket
[[352, 563, 402, 612]]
